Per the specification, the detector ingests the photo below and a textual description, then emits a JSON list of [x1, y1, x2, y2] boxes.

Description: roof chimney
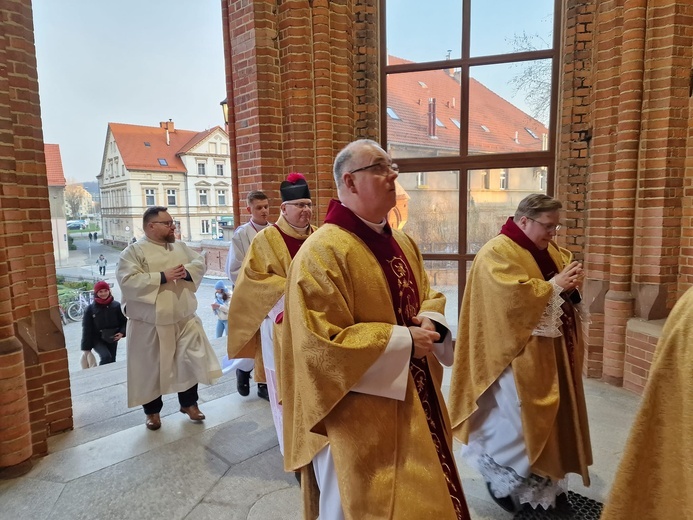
[[160, 120, 174, 146], [428, 98, 437, 138]]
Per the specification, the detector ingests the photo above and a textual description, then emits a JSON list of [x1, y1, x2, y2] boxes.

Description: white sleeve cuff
[[418, 311, 454, 366], [351, 325, 411, 401]]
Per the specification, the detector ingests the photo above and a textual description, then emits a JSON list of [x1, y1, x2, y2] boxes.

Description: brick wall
[[559, 0, 598, 377], [623, 319, 663, 394], [222, 0, 379, 224], [558, 0, 693, 391], [0, 1, 73, 470]]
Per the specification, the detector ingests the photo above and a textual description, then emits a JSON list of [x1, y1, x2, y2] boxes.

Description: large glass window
[[467, 166, 547, 253], [395, 169, 460, 254], [383, 0, 559, 316], [470, 0, 554, 58]]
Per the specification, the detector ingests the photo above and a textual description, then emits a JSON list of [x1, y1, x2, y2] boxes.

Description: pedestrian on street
[[96, 254, 107, 276], [93, 231, 98, 241], [211, 280, 230, 338], [88, 232, 93, 241], [80, 280, 127, 365]]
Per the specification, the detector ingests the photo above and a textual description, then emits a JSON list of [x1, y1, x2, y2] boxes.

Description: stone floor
[[0, 235, 644, 519], [0, 331, 641, 520]]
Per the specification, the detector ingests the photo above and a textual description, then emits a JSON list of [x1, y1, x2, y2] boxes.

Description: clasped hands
[[408, 315, 440, 359], [163, 264, 188, 283], [554, 261, 585, 292]]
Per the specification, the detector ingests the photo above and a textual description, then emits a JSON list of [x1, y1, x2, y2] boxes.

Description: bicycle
[[59, 305, 68, 325], [66, 291, 93, 322]]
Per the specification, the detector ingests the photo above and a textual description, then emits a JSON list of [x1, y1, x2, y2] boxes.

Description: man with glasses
[[226, 172, 316, 452], [449, 193, 591, 513], [281, 140, 470, 520], [116, 206, 222, 431]]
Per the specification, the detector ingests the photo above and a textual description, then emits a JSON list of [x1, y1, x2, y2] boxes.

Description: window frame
[[380, 0, 562, 315], [145, 188, 155, 206], [198, 189, 208, 206], [166, 189, 177, 206]]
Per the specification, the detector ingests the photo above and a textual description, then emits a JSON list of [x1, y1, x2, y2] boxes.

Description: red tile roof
[[387, 56, 548, 154], [108, 122, 216, 173], [178, 126, 224, 154], [44, 143, 66, 186]]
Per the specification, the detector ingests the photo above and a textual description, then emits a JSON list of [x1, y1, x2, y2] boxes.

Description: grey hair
[[333, 139, 382, 188], [514, 193, 562, 220]]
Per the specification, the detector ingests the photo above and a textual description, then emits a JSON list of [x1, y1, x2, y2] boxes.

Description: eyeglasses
[[526, 216, 561, 232], [152, 221, 175, 227], [348, 162, 399, 176], [283, 202, 313, 209]]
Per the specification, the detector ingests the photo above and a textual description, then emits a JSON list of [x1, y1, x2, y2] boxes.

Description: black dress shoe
[[236, 369, 251, 396], [554, 492, 572, 513], [257, 383, 269, 401], [486, 482, 517, 513]]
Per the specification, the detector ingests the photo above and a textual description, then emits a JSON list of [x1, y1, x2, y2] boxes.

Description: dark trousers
[[99, 266, 106, 275], [142, 384, 198, 415], [92, 341, 117, 365]]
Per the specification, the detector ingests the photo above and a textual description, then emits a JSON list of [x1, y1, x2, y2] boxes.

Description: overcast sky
[[33, 0, 226, 184], [33, 0, 552, 184]]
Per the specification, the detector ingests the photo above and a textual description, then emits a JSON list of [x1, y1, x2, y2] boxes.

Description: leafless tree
[[507, 31, 552, 126]]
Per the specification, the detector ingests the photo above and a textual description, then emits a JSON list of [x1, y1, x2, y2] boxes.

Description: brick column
[[683, 76, 693, 294], [631, 2, 693, 313], [0, 0, 73, 468], [601, 0, 647, 385], [223, 0, 379, 222], [558, 0, 598, 376]]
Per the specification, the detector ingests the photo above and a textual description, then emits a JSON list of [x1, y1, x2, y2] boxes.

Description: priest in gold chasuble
[[282, 140, 470, 520], [449, 194, 592, 514], [601, 286, 693, 520], [227, 172, 315, 453]]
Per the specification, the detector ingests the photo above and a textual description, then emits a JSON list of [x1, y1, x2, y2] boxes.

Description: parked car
[[66, 220, 86, 230]]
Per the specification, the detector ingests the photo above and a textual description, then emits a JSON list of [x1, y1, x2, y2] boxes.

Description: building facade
[[99, 121, 231, 245], [45, 144, 69, 266]]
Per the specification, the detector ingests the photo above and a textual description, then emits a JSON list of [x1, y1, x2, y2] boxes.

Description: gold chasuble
[[601, 287, 693, 520], [282, 200, 469, 520], [226, 215, 314, 384], [448, 227, 592, 484]]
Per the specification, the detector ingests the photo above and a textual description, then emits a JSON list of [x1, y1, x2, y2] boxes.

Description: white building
[[98, 121, 232, 245], [45, 143, 70, 266]]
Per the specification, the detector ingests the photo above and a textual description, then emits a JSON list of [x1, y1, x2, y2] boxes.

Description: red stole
[[324, 199, 469, 520], [499, 217, 558, 279], [273, 223, 308, 259]]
